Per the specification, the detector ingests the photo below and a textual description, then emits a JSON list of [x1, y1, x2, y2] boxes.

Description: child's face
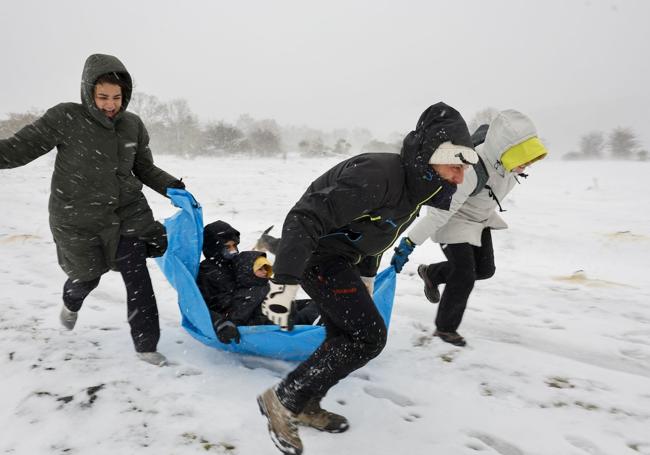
[[94, 82, 123, 119], [254, 267, 269, 278], [224, 240, 238, 254]]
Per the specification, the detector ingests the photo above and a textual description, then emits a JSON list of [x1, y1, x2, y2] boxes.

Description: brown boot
[[257, 387, 303, 455], [296, 398, 349, 433], [434, 330, 467, 347]]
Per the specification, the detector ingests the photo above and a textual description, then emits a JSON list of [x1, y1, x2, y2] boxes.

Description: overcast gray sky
[[1, 0, 649, 154]]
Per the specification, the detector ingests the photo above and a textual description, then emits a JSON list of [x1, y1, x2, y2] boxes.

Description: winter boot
[[257, 387, 303, 455], [417, 265, 440, 303], [296, 397, 349, 433], [136, 351, 168, 366], [59, 305, 78, 330], [434, 330, 466, 347]]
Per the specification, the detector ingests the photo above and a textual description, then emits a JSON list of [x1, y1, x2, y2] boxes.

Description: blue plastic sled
[[156, 189, 397, 361]]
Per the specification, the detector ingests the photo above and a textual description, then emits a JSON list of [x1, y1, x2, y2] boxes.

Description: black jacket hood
[[233, 251, 269, 287], [81, 53, 133, 128], [203, 220, 241, 261], [400, 102, 474, 208]]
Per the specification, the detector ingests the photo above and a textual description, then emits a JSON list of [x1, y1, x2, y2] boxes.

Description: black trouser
[[292, 299, 322, 326], [425, 228, 496, 332], [62, 236, 160, 352], [276, 254, 388, 414]]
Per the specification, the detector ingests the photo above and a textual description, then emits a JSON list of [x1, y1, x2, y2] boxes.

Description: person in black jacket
[[256, 102, 479, 455], [197, 220, 241, 317], [197, 221, 320, 344], [0, 54, 184, 367]]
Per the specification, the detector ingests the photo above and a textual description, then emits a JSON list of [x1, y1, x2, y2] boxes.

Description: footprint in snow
[[621, 312, 650, 325], [411, 333, 433, 347], [239, 356, 291, 376], [363, 385, 414, 407], [565, 435, 608, 455], [619, 347, 650, 363], [402, 411, 422, 422], [619, 329, 650, 345], [467, 432, 525, 455], [175, 367, 203, 378]]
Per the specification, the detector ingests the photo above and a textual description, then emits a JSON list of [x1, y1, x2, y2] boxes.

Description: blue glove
[[390, 237, 415, 273]]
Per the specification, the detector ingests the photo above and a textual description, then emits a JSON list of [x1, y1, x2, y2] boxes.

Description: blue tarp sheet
[[156, 189, 397, 361]]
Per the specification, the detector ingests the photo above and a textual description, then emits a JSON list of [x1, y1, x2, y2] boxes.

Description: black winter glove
[[168, 179, 186, 190], [215, 320, 241, 344]]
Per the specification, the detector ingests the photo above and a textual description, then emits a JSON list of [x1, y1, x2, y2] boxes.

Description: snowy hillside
[[1, 155, 649, 455]]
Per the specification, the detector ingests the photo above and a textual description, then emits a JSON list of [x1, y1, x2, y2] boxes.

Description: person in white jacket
[[390, 109, 548, 346]]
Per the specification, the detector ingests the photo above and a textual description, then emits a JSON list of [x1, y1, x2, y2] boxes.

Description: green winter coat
[[0, 54, 180, 281]]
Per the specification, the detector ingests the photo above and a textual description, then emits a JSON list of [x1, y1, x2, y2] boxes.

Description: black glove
[[168, 179, 186, 190], [215, 320, 240, 344]]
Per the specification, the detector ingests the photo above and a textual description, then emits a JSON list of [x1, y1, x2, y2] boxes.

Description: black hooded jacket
[[0, 54, 180, 281], [197, 221, 241, 313], [273, 102, 474, 282], [229, 251, 272, 325]]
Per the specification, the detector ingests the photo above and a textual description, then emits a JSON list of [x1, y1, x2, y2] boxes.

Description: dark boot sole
[[434, 331, 467, 347], [417, 265, 440, 303]]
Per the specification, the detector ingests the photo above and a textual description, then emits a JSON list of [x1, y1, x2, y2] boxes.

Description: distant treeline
[[0, 92, 402, 158], [3, 101, 646, 161], [563, 129, 648, 161]]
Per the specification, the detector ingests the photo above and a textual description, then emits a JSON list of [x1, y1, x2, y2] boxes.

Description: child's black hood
[[202, 220, 241, 261], [233, 251, 269, 287]]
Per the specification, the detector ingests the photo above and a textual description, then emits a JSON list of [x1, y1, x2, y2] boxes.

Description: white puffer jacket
[[408, 110, 538, 247]]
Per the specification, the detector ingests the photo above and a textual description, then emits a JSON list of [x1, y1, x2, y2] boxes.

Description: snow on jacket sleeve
[[407, 166, 477, 245], [197, 262, 235, 314], [0, 106, 65, 169], [132, 119, 180, 196], [227, 284, 269, 325], [273, 156, 391, 282]]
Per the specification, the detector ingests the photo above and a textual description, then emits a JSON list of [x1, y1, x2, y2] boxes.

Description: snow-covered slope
[[1, 156, 649, 454]]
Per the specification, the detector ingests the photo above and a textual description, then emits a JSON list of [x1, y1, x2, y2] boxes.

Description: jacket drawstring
[[485, 185, 506, 213]]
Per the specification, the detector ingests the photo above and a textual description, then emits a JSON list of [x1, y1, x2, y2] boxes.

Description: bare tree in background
[[579, 131, 605, 159], [201, 121, 248, 155], [361, 139, 400, 154], [163, 99, 201, 156], [608, 127, 639, 160], [332, 138, 352, 155], [130, 92, 167, 124], [249, 129, 282, 157], [299, 137, 333, 157], [0, 111, 42, 139]]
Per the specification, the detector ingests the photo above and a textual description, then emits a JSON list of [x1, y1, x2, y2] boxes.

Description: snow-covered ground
[[1, 155, 649, 455]]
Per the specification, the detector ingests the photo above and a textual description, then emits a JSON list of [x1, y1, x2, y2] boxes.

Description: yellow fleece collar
[[500, 137, 548, 172]]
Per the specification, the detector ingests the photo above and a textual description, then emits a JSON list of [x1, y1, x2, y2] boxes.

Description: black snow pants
[[276, 254, 388, 414], [62, 236, 160, 352], [424, 228, 496, 332]]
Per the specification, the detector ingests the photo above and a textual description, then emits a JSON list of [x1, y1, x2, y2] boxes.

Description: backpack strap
[[470, 124, 489, 147], [469, 124, 490, 197], [470, 156, 490, 197]]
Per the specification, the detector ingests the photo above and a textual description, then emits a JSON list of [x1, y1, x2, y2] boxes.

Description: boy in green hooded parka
[[0, 54, 185, 366]]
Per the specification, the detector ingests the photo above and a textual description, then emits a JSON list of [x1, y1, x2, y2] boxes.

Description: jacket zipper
[[354, 186, 443, 265]]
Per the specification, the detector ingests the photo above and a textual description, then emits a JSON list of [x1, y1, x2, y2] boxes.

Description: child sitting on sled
[[197, 220, 320, 344]]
